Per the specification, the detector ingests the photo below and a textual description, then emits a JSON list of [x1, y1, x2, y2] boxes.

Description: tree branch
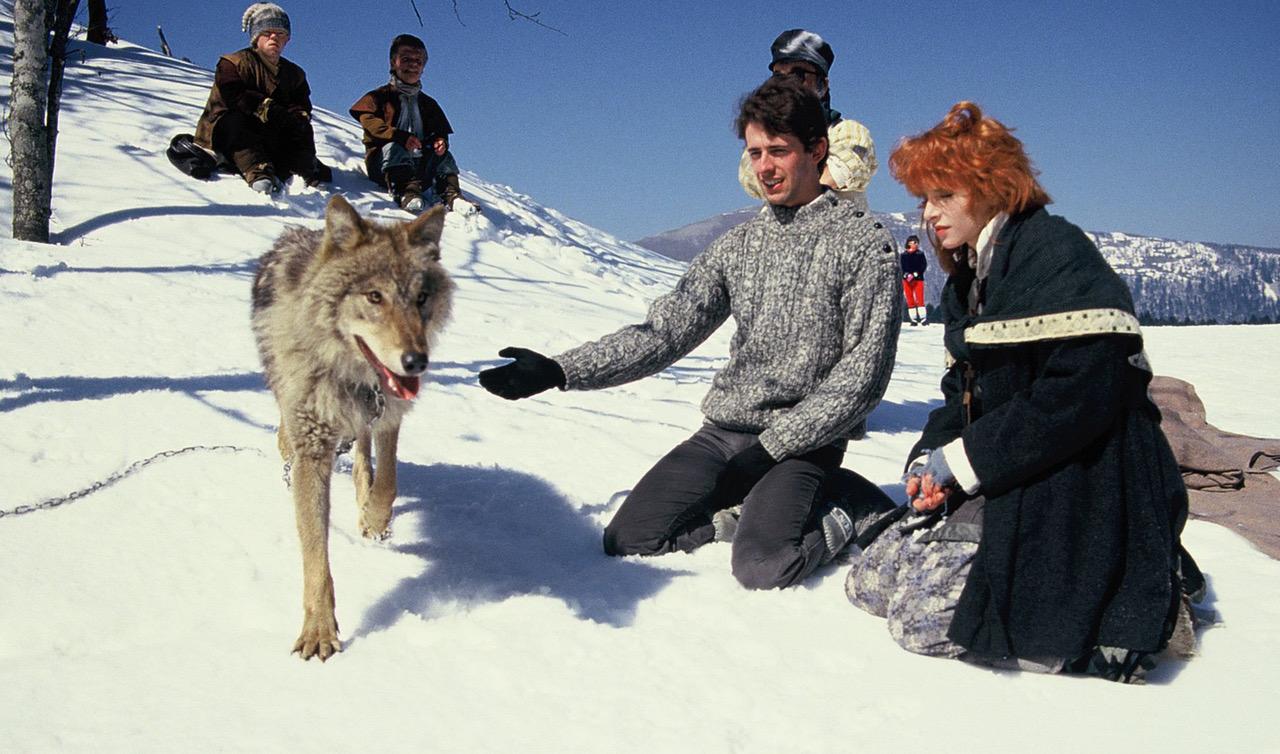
[[422, 1, 564, 34], [503, 0, 566, 35]]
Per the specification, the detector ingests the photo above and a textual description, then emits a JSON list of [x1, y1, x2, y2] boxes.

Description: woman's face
[[921, 188, 987, 249]]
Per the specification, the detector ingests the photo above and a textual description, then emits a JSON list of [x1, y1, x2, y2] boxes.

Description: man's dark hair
[[735, 78, 828, 159]]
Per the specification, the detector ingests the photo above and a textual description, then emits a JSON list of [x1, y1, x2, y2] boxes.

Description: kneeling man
[[480, 78, 901, 588]]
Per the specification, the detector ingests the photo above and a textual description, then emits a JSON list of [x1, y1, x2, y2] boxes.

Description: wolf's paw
[[359, 519, 393, 541], [359, 497, 394, 540], [292, 614, 342, 661]]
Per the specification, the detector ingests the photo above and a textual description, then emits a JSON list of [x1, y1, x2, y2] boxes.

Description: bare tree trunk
[[10, 0, 52, 243], [86, 0, 114, 45], [9, 0, 80, 243], [46, 1, 80, 174]]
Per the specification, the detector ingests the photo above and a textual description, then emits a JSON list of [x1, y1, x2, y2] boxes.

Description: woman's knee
[[845, 552, 891, 618], [885, 606, 966, 658]]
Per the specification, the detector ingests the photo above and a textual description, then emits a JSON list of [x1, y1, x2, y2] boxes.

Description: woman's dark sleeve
[[961, 334, 1136, 497], [908, 362, 967, 467]]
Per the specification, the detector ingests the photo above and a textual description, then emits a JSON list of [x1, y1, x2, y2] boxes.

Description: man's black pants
[[603, 424, 845, 590]]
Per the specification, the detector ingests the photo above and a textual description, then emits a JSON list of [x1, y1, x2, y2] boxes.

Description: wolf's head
[[320, 195, 454, 401]]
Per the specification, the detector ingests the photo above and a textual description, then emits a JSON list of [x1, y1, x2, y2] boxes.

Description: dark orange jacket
[[349, 83, 453, 160], [194, 48, 312, 148]]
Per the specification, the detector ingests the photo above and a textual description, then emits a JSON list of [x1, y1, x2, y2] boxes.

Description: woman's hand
[[904, 448, 958, 512], [907, 473, 954, 512]]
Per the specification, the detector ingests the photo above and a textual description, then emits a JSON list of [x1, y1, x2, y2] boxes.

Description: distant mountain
[[633, 208, 761, 264], [635, 207, 1280, 325]]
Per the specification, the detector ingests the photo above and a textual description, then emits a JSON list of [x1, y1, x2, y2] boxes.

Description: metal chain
[[276, 382, 380, 492], [280, 440, 354, 490], [0, 445, 265, 520]]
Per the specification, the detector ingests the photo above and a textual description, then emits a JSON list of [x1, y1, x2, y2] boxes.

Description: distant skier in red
[[900, 234, 928, 325]]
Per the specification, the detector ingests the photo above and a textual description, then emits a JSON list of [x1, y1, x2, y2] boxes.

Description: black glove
[[478, 347, 566, 400], [709, 441, 778, 508]]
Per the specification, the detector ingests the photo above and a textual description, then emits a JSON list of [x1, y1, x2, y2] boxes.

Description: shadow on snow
[[0, 373, 269, 429], [352, 461, 686, 637]]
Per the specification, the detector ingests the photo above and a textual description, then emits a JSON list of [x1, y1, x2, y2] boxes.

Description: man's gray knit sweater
[[555, 191, 903, 460]]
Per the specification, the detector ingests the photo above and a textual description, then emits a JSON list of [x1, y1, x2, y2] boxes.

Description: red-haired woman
[[845, 102, 1196, 683]]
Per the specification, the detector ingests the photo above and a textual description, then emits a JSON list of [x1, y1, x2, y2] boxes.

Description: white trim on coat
[[964, 307, 1142, 345]]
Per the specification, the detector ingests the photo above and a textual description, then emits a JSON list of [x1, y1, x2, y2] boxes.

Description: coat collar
[[966, 212, 1009, 313]]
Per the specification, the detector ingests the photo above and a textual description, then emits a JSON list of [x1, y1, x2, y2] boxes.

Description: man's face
[[254, 28, 289, 59], [770, 61, 828, 98], [392, 47, 427, 84], [744, 122, 825, 208]]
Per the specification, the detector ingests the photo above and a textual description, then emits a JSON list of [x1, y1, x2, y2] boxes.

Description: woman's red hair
[[889, 102, 1050, 272]]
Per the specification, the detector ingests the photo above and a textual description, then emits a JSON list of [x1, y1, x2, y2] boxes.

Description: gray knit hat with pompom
[[242, 3, 290, 44]]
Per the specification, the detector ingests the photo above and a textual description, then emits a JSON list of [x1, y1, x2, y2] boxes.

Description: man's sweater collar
[[766, 189, 837, 226]]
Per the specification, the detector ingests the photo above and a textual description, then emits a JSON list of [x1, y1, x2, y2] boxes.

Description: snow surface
[[2, 17, 1280, 754]]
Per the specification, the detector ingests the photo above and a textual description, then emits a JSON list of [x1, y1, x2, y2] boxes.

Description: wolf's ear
[[406, 205, 446, 260], [323, 195, 365, 250]]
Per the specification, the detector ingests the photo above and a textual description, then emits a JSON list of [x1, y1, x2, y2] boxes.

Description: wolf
[[251, 194, 454, 661]]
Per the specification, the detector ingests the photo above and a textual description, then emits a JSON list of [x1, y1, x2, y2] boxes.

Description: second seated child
[[350, 33, 477, 214]]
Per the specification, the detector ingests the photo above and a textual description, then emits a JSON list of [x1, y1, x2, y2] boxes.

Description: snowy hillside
[[3, 17, 1280, 754], [638, 209, 1280, 325]]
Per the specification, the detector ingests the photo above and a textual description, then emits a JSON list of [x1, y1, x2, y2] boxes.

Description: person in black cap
[[349, 33, 478, 214], [738, 29, 878, 212], [192, 3, 331, 194]]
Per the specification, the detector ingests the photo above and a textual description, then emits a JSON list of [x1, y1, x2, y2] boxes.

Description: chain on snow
[[0, 445, 265, 521]]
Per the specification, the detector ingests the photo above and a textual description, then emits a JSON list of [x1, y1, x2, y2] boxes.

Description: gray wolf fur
[[252, 195, 454, 661]]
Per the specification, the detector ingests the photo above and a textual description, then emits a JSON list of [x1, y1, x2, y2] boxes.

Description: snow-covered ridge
[[642, 212, 1280, 324], [0, 19, 683, 299]]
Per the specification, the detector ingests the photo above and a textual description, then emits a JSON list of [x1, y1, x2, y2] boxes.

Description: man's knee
[[730, 546, 797, 590], [602, 520, 661, 557], [601, 522, 625, 556]]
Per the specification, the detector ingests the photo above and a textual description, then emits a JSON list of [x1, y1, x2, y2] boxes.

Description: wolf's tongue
[[381, 371, 420, 401], [355, 337, 421, 401]]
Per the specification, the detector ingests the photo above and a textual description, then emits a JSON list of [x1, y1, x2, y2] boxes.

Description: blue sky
[[107, 0, 1279, 247]]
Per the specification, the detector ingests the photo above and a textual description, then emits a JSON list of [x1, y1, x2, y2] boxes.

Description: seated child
[[193, 3, 331, 194], [350, 33, 476, 214]]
